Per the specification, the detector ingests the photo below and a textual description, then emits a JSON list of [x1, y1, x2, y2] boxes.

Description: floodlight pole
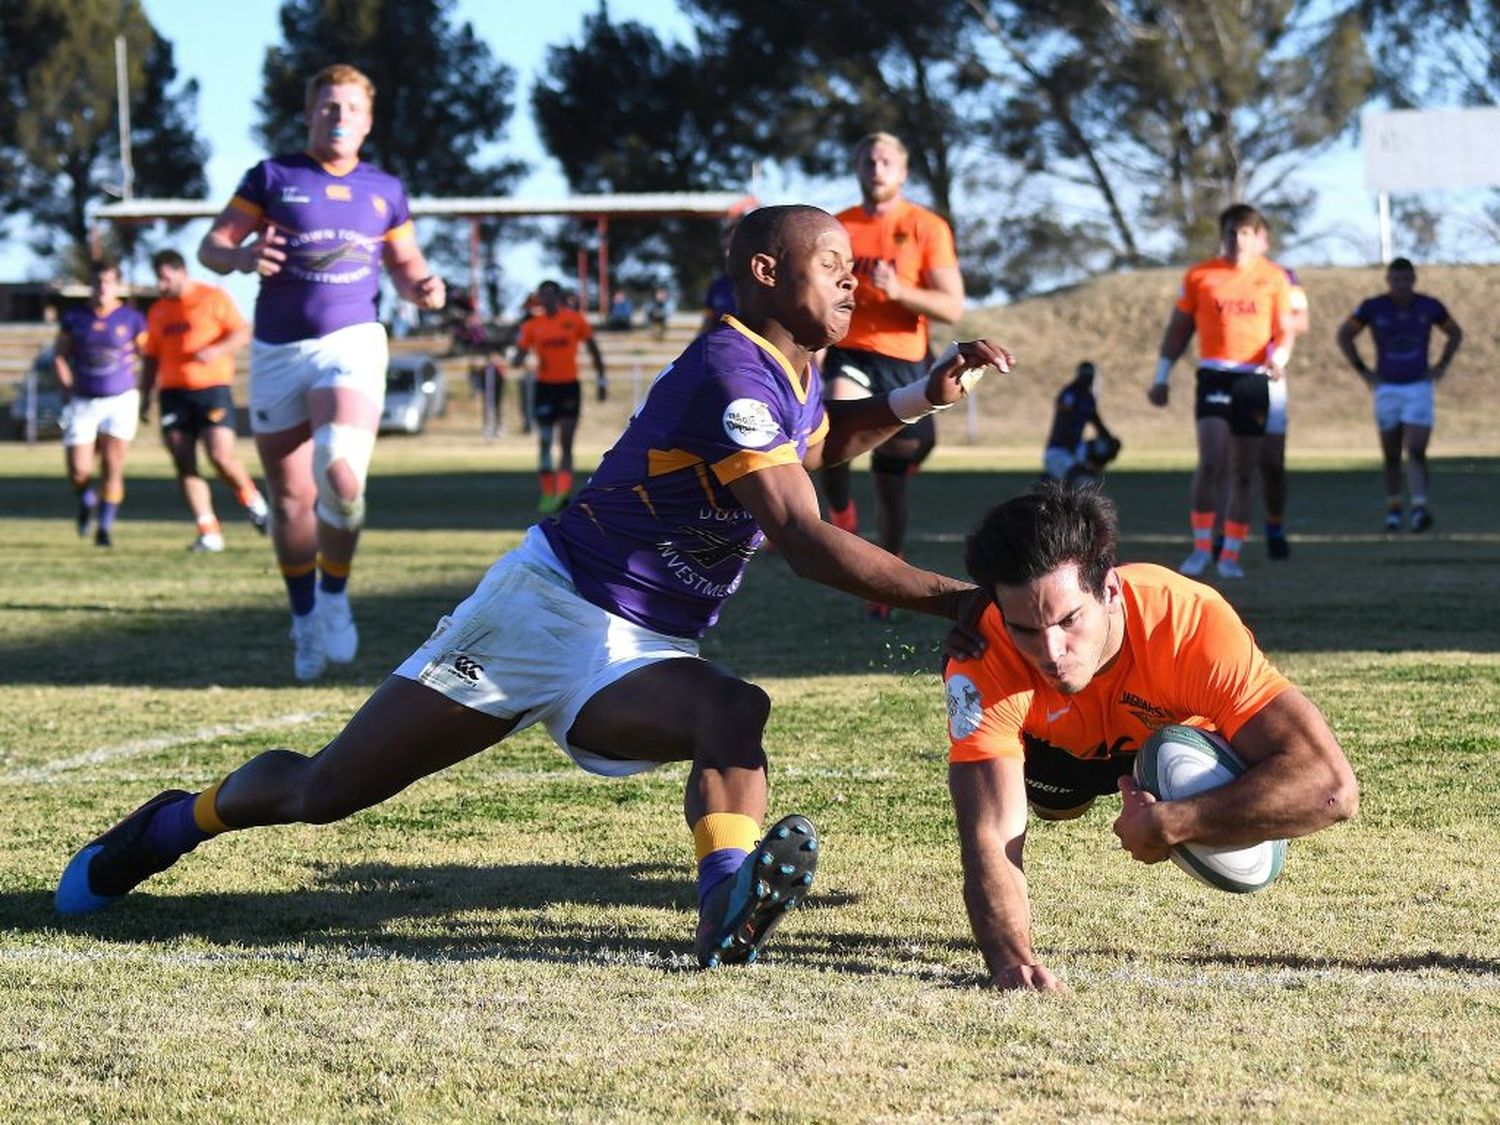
[[115, 35, 135, 202], [1377, 191, 1392, 264]]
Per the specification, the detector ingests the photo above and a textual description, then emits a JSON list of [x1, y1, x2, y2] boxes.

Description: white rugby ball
[[1133, 724, 1286, 894]]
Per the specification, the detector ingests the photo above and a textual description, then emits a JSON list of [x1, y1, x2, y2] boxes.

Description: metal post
[[115, 36, 134, 201], [597, 216, 610, 318], [469, 217, 481, 312], [1378, 192, 1392, 264]]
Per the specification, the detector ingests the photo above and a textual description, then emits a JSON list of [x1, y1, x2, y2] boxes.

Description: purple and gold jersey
[[1352, 294, 1451, 385], [229, 153, 413, 345], [543, 317, 830, 639], [59, 305, 146, 398]]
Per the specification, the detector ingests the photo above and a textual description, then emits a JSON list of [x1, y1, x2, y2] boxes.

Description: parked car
[[379, 355, 447, 435], [8, 347, 64, 440]]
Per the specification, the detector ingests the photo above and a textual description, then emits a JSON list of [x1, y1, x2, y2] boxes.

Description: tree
[[255, 0, 526, 272], [670, 0, 1374, 297], [531, 8, 752, 299], [0, 0, 208, 270]]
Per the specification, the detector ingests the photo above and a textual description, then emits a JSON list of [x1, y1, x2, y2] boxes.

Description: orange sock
[[1220, 520, 1250, 564], [1190, 510, 1215, 552], [235, 484, 264, 508], [195, 514, 222, 536], [556, 470, 574, 496], [539, 471, 556, 496]]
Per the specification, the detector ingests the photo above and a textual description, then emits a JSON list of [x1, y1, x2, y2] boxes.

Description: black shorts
[[158, 385, 236, 435], [1194, 367, 1269, 437], [1023, 735, 1136, 812], [532, 381, 581, 425], [823, 346, 935, 470]]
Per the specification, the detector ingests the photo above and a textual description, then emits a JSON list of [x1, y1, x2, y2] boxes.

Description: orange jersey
[[945, 564, 1290, 764], [1174, 256, 1292, 368], [143, 283, 247, 390], [517, 308, 594, 384], [837, 199, 958, 362]]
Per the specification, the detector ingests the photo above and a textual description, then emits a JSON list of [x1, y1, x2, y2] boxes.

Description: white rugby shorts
[[1266, 376, 1288, 436], [248, 321, 388, 433], [1374, 381, 1434, 431], [62, 389, 140, 446], [393, 526, 699, 776]]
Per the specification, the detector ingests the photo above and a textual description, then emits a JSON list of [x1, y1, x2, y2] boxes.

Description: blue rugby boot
[[696, 813, 819, 968], [56, 790, 194, 915]]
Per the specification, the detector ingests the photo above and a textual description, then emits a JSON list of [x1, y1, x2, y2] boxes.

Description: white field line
[[0, 712, 332, 785], [0, 944, 1494, 992]]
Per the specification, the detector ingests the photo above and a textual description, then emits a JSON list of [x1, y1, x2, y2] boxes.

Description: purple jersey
[[229, 153, 413, 344], [1353, 293, 1450, 385], [543, 317, 830, 638], [59, 305, 145, 398], [1046, 383, 1098, 449]]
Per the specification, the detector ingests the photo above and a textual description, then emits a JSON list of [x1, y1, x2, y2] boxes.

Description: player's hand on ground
[[1112, 775, 1171, 863], [1146, 383, 1169, 408], [926, 339, 1014, 408], [943, 587, 992, 663], [239, 224, 288, 277], [414, 275, 446, 310], [1432, 362, 1449, 382], [986, 962, 1066, 993]]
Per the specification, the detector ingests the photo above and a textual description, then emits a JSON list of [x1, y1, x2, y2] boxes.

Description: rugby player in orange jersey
[[944, 482, 1358, 991], [1148, 204, 1296, 579], [822, 133, 965, 617], [141, 249, 269, 553], [512, 280, 607, 513]]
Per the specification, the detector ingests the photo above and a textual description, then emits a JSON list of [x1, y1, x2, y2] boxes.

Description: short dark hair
[[1076, 361, 1096, 379], [1388, 257, 1416, 275], [1219, 203, 1268, 236], [728, 204, 831, 303], [89, 259, 119, 280], [538, 280, 561, 295], [151, 249, 186, 272], [964, 481, 1118, 598]]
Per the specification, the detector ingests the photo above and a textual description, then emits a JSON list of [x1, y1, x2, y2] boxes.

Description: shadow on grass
[[3, 860, 859, 970]]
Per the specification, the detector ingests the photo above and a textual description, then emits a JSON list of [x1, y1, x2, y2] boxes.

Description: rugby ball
[[1133, 724, 1286, 893]]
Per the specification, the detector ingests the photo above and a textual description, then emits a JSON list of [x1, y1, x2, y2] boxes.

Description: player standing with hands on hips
[[1336, 258, 1463, 533], [197, 63, 445, 681]]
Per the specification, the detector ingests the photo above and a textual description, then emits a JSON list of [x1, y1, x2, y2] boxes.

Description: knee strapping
[[312, 423, 375, 530]]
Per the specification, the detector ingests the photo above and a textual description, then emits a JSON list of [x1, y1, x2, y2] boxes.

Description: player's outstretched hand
[[1146, 383, 1169, 408], [925, 339, 1014, 408], [1112, 775, 1171, 863], [987, 962, 1067, 993]]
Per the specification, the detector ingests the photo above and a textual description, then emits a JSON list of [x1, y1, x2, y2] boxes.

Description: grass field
[[1, 432, 1497, 1122]]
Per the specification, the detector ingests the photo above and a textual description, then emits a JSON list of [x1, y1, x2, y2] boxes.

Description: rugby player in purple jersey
[[54, 260, 148, 548], [196, 63, 446, 682], [57, 204, 1014, 970]]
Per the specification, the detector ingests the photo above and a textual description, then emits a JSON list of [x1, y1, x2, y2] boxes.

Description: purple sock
[[697, 848, 749, 906], [79, 486, 99, 509], [319, 570, 348, 596], [98, 500, 119, 532], [141, 792, 209, 858]]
